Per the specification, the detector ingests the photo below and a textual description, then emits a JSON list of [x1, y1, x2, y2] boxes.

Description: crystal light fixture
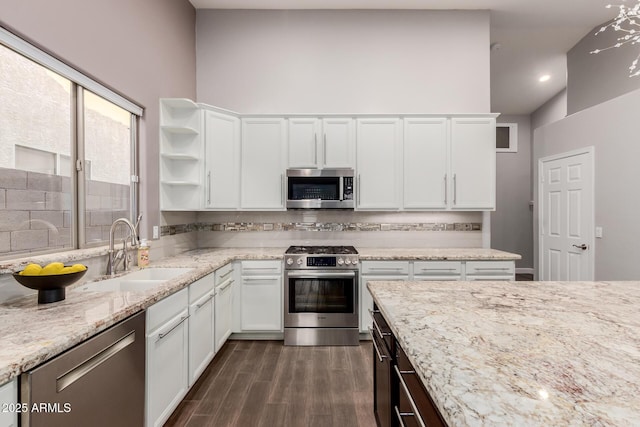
[[591, 1, 640, 76]]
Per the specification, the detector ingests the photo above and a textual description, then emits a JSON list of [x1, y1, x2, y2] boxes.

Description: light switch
[[595, 226, 603, 238], [153, 226, 159, 239]]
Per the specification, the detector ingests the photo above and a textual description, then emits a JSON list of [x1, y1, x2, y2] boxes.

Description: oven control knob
[[286, 258, 293, 265], [352, 259, 358, 265], [345, 259, 351, 265], [297, 258, 303, 265], [337, 258, 344, 265]]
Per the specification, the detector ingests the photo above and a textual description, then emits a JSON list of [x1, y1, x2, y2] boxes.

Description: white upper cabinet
[[356, 118, 403, 210], [159, 99, 204, 210], [288, 118, 320, 168], [450, 117, 496, 210], [403, 118, 449, 209], [322, 118, 355, 168], [240, 118, 287, 210], [287, 117, 355, 169], [159, 99, 496, 212], [204, 110, 240, 209]]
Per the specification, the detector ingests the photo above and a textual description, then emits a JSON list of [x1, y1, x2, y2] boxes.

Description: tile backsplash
[[158, 210, 485, 255]]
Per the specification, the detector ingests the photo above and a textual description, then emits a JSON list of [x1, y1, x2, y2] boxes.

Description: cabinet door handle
[[195, 293, 214, 310], [281, 174, 284, 205], [217, 279, 233, 292], [314, 133, 318, 165], [207, 171, 212, 205], [369, 328, 388, 362], [395, 405, 414, 427], [453, 173, 457, 205], [444, 174, 447, 204], [323, 133, 327, 166], [472, 267, 512, 271], [157, 315, 188, 342], [394, 365, 426, 427], [357, 174, 361, 206], [219, 269, 233, 280], [369, 267, 405, 271], [372, 316, 391, 339]]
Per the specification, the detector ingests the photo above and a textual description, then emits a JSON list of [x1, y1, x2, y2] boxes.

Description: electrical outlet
[[153, 226, 159, 239], [595, 226, 603, 238]]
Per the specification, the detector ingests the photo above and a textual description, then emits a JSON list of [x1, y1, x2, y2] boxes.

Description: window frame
[[496, 122, 518, 153], [0, 26, 142, 256]]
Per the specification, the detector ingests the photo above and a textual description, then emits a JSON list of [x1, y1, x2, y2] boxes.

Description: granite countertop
[[0, 246, 518, 386], [0, 247, 284, 384], [367, 280, 640, 426], [358, 247, 520, 260]]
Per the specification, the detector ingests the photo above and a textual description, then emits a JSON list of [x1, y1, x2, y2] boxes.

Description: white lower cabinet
[[215, 263, 235, 352], [0, 378, 17, 427], [360, 261, 410, 333], [240, 261, 282, 331], [465, 260, 515, 280], [188, 273, 216, 386], [359, 259, 516, 332], [146, 288, 189, 427], [413, 261, 463, 281]]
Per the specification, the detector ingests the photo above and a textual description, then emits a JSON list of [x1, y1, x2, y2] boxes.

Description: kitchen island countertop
[[367, 279, 640, 426]]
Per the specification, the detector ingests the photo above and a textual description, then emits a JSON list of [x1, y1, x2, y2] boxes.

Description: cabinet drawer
[[465, 261, 515, 276], [361, 261, 410, 275], [413, 261, 462, 276], [189, 273, 215, 304], [214, 262, 234, 284], [147, 288, 189, 333], [0, 378, 17, 427], [371, 304, 393, 353], [396, 343, 446, 427], [241, 260, 282, 276]]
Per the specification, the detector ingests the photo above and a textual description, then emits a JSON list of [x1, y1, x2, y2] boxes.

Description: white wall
[[567, 21, 640, 115], [491, 115, 533, 270], [533, 88, 640, 280], [531, 88, 567, 131], [196, 10, 490, 114]]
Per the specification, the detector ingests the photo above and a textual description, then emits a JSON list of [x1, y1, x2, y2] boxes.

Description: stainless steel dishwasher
[[21, 311, 145, 427]]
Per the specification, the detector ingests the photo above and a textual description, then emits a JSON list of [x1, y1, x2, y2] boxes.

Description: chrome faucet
[[106, 214, 142, 276]]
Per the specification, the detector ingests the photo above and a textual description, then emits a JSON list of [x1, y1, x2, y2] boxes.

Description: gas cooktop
[[284, 246, 359, 269], [285, 245, 358, 255]]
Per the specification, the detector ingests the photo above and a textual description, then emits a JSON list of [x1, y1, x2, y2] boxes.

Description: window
[[496, 123, 518, 153], [0, 28, 141, 259]]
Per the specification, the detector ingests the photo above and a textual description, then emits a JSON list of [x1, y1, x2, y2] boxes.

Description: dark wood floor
[[165, 340, 376, 427]]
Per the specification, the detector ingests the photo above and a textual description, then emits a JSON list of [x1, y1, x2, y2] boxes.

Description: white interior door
[[539, 148, 594, 280]]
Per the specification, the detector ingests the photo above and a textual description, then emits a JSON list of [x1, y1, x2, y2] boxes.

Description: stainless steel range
[[284, 246, 359, 346]]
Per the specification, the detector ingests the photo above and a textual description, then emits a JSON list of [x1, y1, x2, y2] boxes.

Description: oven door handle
[[285, 270, 357, 279]]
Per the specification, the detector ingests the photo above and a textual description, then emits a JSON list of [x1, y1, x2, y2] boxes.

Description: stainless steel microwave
[[286, 168, 355, 209]]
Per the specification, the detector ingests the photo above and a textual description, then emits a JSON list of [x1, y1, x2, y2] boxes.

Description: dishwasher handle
[[57, 331, 136, 392]]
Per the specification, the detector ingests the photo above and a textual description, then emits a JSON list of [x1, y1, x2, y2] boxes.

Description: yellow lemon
[[40, 262, 65, 275], [21, 263, 42, 276], [60, 266, 75, 274], [70, 264, 87, 272]]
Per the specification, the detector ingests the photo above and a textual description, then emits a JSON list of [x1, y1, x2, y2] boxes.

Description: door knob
[[572, 244, 588, 250]]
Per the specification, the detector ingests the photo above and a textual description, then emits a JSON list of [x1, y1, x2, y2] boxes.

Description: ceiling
[[189, 0, 617, 115]]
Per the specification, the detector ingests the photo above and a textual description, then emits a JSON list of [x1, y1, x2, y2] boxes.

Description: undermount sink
[[75, 267, 193, 293]]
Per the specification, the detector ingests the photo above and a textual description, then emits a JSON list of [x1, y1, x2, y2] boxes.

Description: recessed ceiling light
[[539, 74, 551, 82]]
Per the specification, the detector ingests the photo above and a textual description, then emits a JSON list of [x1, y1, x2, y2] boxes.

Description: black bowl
[[13, 267, 88, 304]]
